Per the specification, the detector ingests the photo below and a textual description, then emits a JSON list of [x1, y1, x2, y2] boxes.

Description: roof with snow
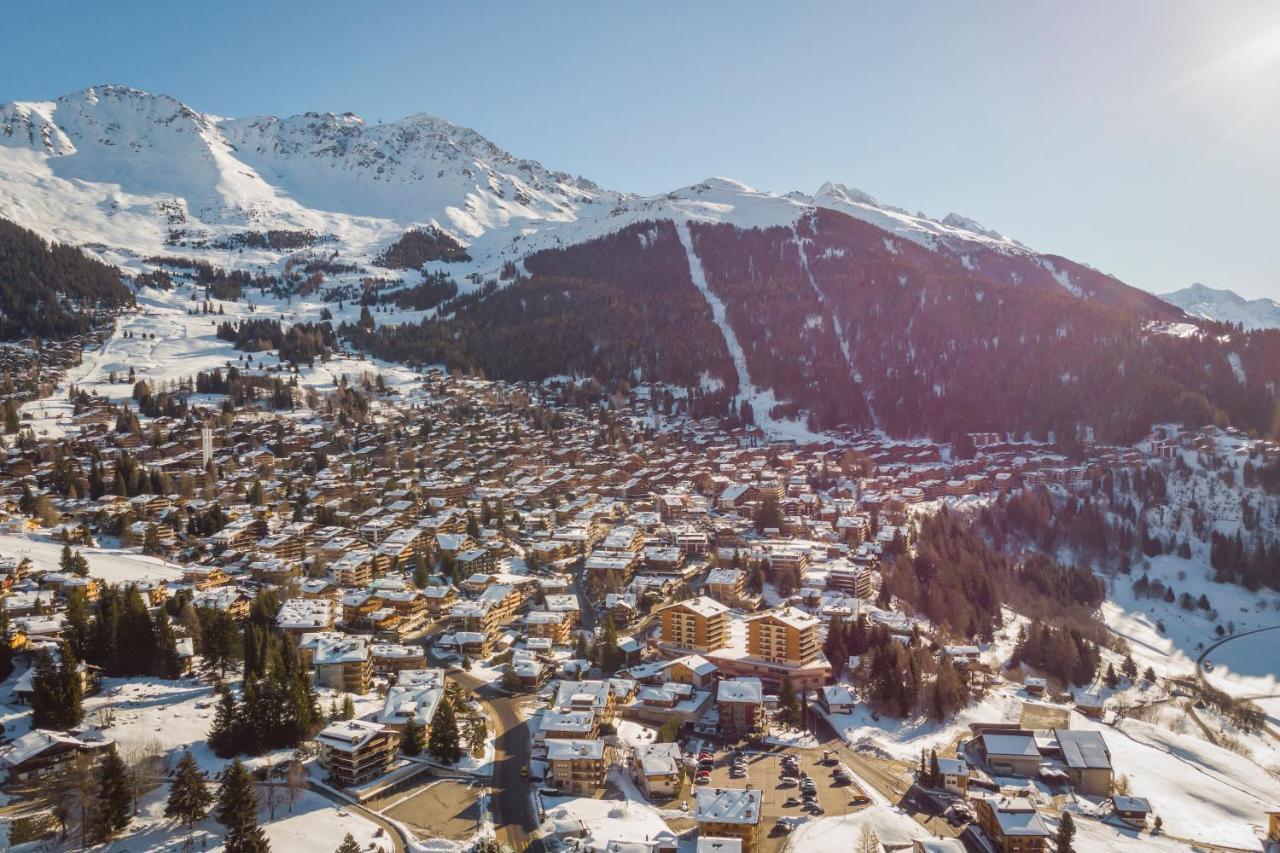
[[694, 787, 762, 825]]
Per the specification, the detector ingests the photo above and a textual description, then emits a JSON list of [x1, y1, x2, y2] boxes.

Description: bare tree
[[285, 754, 308, 814], [260, 764, 283, 822], [123, 736, 167, 814], [856, 825, 881, 853]]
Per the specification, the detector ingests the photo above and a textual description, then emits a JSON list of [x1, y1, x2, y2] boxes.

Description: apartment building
[[694, 788, 763, 853], [545, 738, 608, 795], [659, 596, 730, 654], [315, 720, 398, 788], [311, 636, 372, 694]]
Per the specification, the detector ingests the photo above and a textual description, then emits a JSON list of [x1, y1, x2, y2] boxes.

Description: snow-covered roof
[[693, 787, 762, 825]]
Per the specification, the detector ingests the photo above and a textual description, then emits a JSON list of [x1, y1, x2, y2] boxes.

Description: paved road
[[1195, 623, 1280, 684], [570, 570, 598, 632], [452, 671, 542, 852]]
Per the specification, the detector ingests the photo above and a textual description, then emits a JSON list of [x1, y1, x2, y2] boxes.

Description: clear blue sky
[[3, 1, 1278, 299]]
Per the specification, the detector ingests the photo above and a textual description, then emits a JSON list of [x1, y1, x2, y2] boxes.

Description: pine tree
[[428, 696, 462, 764], [657, 717, 681, 743], [63, 589, 93, 662], [152, 609, 184, 679], [31, 643, 83, 730], [118, 585, 157, 677], [777, 677, 799, 728], [166, 751, 213, 830], [0, 606, 13, 681], [1055, 811, 1075, 852], [335, 834, 363, 853], [217, 759, 271, 853], [401, 718, 424, 756], [341, 695, 355, 721], [209, 689, 241, 758], [90, 745, 133, 842]]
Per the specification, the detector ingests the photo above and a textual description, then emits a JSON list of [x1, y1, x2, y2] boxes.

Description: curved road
[[1195, 622, 1280, 684], [451, 670, 542, 852]]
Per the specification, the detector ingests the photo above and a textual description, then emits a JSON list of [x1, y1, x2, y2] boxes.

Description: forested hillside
[[0, 218, 134, 339], [342, 211, 1280, 443]]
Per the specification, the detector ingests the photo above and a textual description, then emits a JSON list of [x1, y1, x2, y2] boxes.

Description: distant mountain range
[[1, 85, 1276, 442], [1160, 283, 1280, 331]]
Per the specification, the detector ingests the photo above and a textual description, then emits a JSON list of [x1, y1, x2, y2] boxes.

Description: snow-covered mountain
[[1159, 283, 1280, 331], [0, 84, 621, 263], [16, 84, 1263, 444], [0, 84, 1122, 296]]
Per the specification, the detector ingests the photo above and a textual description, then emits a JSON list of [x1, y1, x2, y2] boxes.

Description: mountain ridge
[[1160, 283, 1280, 331], [9, 84, 1280, 446]]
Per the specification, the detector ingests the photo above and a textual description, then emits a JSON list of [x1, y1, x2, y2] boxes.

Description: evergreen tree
[[118, 585, 157, 677], [753, 495, 784, 533], [657, 717, 681, 743], [31, 643, 83, 730], [401, 718, 424, 756], [91, 746, 134, 841], [0, 606, 13, 681], [166, 751, 213, 830], [777, 677, 799, 728], [341, 695, 355, 721], [335, 834, 363, 853], [63, 589, 93, 662], [1055, 811, 1075, 853], [596, 612, 621, 673], [152, 609, 184, 679], [209, 689, 241, 758], [217, 759, 270, 853], [428, 696, 463, 764], [60, 543, 76, 573]]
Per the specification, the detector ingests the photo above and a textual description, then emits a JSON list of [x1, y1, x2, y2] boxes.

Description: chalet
[[315, 720, 398, 788], [972, 797, 1051, 852], [937, 756, 969, 796], [633, 742, 683, 800], [819, 683, 856, 715], [1111, 795, 1151, 828], [546, 738, 608, 795], [0, 728, 114, 785]]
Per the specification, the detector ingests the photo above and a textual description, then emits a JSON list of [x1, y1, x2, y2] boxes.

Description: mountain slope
[[0, 217, 133, 338], [1160, 283, 1280, 331], [6, 84, 1276, 444]]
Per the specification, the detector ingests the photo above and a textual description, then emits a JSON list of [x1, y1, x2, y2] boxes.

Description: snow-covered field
[[1203, 626, 1280, 701], [1100, 552, 1280, 685], [784, 806, 930, 851], [18, 281, 426, 440], [1072, 711, 1280, 849], [541, 793, 672, 850], [0, 531, 184, 585]]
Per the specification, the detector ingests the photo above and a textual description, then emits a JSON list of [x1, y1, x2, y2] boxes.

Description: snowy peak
[[810, 181, 1025, 253], [0, 84, 623, 250], [1159, 283, 1280, 331]]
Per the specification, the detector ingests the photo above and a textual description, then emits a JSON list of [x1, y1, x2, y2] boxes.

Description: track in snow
[[675, 219, 754, 403]]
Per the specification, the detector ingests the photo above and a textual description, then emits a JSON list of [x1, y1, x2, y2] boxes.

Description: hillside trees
[[0, 218, 133, 339]]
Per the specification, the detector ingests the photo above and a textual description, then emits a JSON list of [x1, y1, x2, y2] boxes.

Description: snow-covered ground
[[1202, 626, 1280, 702], [784, 806, 931, 851], [18, 281, 426, 440], [0, 531, 184, 585], [1072, 711, 1280, 849], [540, 794, 672, 851]]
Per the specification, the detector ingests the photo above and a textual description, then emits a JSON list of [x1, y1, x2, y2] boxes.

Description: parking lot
[[692, 747, 872, 852]]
